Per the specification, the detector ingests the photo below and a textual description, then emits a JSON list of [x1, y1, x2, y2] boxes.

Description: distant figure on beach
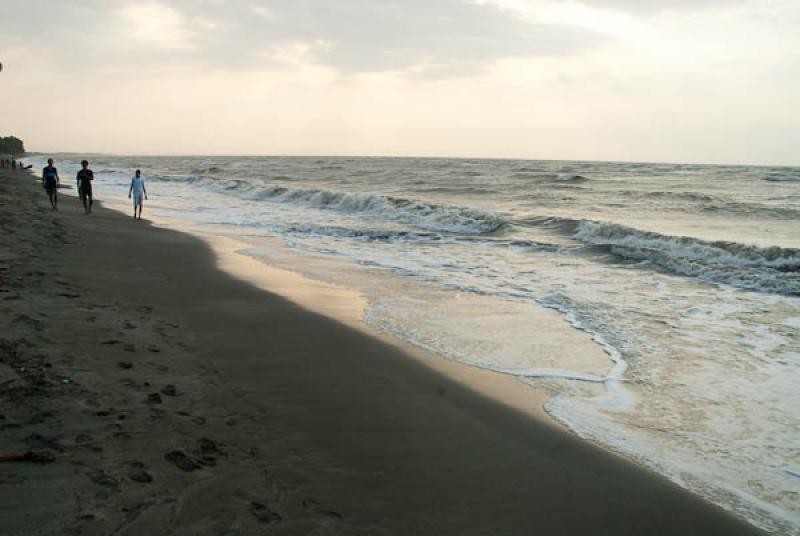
[[42, 158, 60, 210], [76, 160, 94, 214], [128, 169, 148, 220], [11, 158, 16, 170]]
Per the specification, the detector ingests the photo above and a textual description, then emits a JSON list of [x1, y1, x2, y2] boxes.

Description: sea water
[[32, 154, 800, 533]]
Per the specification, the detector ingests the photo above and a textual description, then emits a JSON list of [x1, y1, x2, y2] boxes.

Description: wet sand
[[0, 168, 763, 535]]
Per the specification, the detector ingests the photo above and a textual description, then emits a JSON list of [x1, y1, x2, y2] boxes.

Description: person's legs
[[82, 188, 92, 214], [133, 193, 144, 219]]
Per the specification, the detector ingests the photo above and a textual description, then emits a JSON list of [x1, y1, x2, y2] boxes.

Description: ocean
[[31, 154, 800, 533]]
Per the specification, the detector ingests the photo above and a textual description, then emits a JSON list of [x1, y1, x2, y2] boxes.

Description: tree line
[[0, 136, 25, 155]]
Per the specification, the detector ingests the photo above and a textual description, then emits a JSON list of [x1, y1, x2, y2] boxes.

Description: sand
[[0, 168, 763, 535]]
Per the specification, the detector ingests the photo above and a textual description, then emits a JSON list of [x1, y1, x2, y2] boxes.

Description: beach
[[0, 167, 766, 535]]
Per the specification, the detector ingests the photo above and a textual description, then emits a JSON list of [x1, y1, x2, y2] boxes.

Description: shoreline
[[163, 231, 557, 425], [0, 168, 764, 534]]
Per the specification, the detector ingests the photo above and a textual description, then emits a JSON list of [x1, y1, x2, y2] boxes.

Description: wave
[[553, 174, 589, 183], [572, 221, 800, 295], [619, 190, 716, 203], [177, 176, 509, 235], [282, 224, 442, 242], [511, 172, 589, 184], [617, 190, 800, 219], [765, 173, 800, 182]]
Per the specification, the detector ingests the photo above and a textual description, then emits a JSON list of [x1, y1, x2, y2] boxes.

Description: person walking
[[42, 158, 60, 210], [128, 169, 148, 220], [76, 160, 94, 214]]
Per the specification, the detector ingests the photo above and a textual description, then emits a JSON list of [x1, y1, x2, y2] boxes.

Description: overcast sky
[[1, 0, 798, 164]]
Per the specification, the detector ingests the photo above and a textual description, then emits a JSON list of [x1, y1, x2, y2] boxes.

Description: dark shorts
[[45, 177, 57, 194], [80, 183, 92, 200]]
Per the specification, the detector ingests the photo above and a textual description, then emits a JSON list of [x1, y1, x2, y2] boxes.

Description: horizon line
[[21, 150, 800, 169]]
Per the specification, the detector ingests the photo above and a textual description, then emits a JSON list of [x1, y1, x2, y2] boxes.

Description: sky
[[1, 0, 798, 165]]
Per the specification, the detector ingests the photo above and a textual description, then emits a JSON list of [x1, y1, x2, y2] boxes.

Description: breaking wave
[[572, 220, 800, 295], [177, 176, 509, 235]]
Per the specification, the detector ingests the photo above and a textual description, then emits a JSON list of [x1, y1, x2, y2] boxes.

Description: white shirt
[[131, 176, 145, 195]]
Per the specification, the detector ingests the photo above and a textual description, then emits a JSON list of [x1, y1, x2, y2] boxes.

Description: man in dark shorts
[[76, 160, 94, 214], [42, 158, 60, 210]]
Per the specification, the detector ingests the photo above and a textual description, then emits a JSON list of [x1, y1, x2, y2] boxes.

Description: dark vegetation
[[0, 136, 25, 155]]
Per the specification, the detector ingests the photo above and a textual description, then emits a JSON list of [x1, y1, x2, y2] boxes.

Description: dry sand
[[0, 168, 763, 535]]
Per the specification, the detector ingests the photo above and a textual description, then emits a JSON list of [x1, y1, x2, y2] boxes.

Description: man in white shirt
[[128, 169, 148, 220]]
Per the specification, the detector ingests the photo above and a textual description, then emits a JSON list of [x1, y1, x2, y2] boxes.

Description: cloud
[[578, 0, 735, 12], [69, 0, 603, 75], [120, 2, 195, 50], [0, 0, 604, 76]]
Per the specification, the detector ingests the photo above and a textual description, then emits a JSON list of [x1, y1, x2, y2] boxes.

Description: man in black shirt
[[42, 158, 60, 210], [76, 160, 94, 214]]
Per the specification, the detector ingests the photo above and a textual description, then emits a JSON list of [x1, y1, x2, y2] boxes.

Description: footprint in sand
[[193, 437, 223, 466], [303, 498, 343, 520], [25, 433, 65, 452], [12, 315, 43, 331], [86, 469, 119, 489], [164, 450, 202, 472], [250, 502, 282, 523], [128, 462, 153, 483], [74, 433, 93, 445]]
